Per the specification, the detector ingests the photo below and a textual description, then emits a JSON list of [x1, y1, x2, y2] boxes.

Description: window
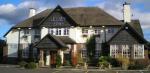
[[35, 29, 40, 35], [110, 45, 119, 58], [22, 43, 29, 58], [59, 29, 61, 35], [34, 35, 40, 42], [108, 28, 114, 33], [82, 49, 87, 58], [82, 29, 88, 34], [49, 29, 54, 35], [56, 29, 59, 35], [122, 45, 130, 58], [94, 29, 100, 34], [134, 44, 144, 59], [8, 44, 18, 57], [56, 29, 61, 35], [33, 48, 38, 58], [24, 29, 29, 35], [64, 28, 69, 35]]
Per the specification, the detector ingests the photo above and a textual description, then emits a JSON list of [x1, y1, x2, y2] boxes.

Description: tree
[[86, 35, 96, 63]]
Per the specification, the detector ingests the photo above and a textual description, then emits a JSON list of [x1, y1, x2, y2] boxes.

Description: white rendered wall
[[6, 29, 33, 58], [69, 27, 86, 43], [41, 27, 48, 39], [6, 29, 19, 57]]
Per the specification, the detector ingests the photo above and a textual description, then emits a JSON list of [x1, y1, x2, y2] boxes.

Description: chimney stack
[[123, 2, 131, 23], [29, 8, 36, 17]]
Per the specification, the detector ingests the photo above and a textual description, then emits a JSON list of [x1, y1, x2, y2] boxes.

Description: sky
[[0, 0, 150, 41]]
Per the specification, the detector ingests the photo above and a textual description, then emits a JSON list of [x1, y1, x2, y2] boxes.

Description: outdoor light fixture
[[28, 28, 32, 29]]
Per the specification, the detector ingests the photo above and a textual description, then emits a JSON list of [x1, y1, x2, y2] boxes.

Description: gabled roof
[[13, 5, 123, 28], [107, 23, 148, 44], [121, 20, 143, 36], [34, 34, 68, 49], [38, 5, 78, 27]]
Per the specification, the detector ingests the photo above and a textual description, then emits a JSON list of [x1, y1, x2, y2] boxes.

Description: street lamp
[[102, 26, 106, 42], [17, 28, 22, 61]]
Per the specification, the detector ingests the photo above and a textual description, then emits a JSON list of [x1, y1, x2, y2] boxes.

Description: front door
[[50, 51, 57, 67]]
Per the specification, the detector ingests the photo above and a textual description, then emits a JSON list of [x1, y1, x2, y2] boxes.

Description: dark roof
[[121, 20, 143, 36], [34, 34, 68, 50], [14, 6, 123, 28], [56, 36, 76, 44], [107, 23, 148, 44]]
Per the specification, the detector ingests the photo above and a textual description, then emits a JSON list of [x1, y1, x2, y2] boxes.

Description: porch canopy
[[34, 34, 69, 50]]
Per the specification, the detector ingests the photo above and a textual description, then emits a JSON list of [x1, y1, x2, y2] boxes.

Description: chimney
[[123, 2, 131, 23], [29, 8, 36, 17]]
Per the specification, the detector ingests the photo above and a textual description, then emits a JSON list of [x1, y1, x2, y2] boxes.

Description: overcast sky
[[0, 0, 150, 41]]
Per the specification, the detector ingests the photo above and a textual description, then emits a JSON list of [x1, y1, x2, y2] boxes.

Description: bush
[[25, 62, 37, 69], [98, 56, 110, 69], [18, 61, 27, 68], [109, 58, 120, 67], [56, 55, 62, 68], [128, 61, 145, 70], [128, 64, 144, 70], [116, 54, 130, 70]]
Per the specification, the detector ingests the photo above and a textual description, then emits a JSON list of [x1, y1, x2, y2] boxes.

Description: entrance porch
[[33, 34, 77, 67]]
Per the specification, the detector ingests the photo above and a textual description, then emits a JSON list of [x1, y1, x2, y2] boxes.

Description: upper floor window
[[22, 43, 29, 58], [64, 28, 69, 35], [82, 29, 88, 34], [108, 28, 114, 33], [34, 29, 40, 35], [56, 28, 61, 35], [59, 29, 61, 35], [49, 29, 54, 35], [94, 29, 100, 34], [24, 29, 29, 35], [56, 29, 59, 35]]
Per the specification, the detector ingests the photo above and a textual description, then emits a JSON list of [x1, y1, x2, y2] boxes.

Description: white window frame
[[82, 28, 88, 35], [64, 28, 69, 35], [110, 44, 119, 58], [122, 45, 130, 58], [134, 44, 144, 59], [24, 29, 30, 35]]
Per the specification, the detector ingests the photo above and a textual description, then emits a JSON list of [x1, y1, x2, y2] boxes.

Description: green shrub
[[18, 61, 27, 68], [56, 55, 62, 68], [110, 58, 120, 67], [128, 64, 144, 70], [128, 61, 145, 70], [98, 56, 110, 69], [25, 62, 37, 69]]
